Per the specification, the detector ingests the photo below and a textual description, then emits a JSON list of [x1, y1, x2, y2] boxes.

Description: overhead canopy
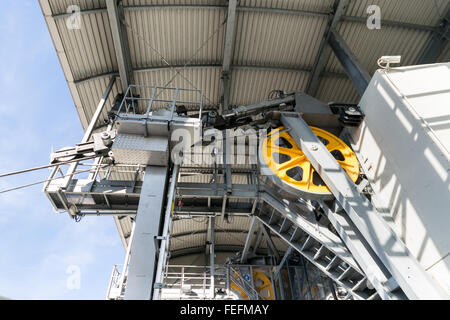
[[39, 0, 450, 256], [40, 0, 450, 130]]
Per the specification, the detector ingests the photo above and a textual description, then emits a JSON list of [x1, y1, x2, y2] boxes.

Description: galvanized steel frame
[[280, 112, 446, 299]]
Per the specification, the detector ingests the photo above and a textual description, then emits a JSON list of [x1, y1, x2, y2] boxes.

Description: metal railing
[[116, 85, 204, 120], [161, 265, 229, 300], [106, 264, 126, 300], [228, 266, 261, 300]]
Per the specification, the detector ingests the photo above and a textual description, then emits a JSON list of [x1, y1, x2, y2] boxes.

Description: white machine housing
[[349, 63, 450, 297]]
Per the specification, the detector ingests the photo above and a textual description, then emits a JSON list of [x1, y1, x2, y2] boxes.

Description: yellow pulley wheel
[[261, 126, 359, 199], [230, 269, 275, 300], [252, 270, 274, 300]]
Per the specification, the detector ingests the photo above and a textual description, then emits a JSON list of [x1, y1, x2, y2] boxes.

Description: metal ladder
[[256, 192, 381, 300]]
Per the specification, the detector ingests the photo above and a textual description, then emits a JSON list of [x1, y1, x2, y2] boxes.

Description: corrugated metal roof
[[170, 233, 207, 251], [316, 75, 359, 103], [123, 0, 225, 6], [438, 41, 450, 62], [233, 11, 327, 69], [41, 0, 450, 130], [117, 213, 288, 254], [169, 215, 257, 252], [55, 11, 117, 81], [49, 0, 106, 15], [326, 22, 432, 76], [42, 0, 450, 132], [239, 0, 335, 13], [134, 67, 221, 107], [230, 69, 309, 105], [344, 0, 447, 26], [77, 76, 122, 126], [126, 7, 226, 69], [40, 0, 450, 256]]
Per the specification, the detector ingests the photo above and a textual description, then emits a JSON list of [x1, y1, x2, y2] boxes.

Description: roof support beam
[[106, 0, 134, 92], [75, 65, 347, 85], [417, 5, 450, 64], [171, 229, 250, 239], [306, 0, 349, 96], [328, 28, 371, 96], [83, 76, 116, 141], [52, 5, 438, 32], [170, 245, 269, 259], [220, 0, 238, 115]]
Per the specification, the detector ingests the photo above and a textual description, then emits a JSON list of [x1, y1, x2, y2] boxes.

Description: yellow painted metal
[[262, 126, 359, 195], [230, 269, 275, 300]]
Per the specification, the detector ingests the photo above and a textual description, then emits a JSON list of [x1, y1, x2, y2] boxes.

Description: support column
[[220, 0, 238, 115], [328, 29, 371, 96], [124, 166, 169, 300], [418, 5, 450, 64], [106, 0, 134, 92], [153, 165, 179, 300], [306, 0, 349, 96]]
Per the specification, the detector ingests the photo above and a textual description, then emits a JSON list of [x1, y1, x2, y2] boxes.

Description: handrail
[[229, 266, 262, 300], [116, 85, 203, 119]]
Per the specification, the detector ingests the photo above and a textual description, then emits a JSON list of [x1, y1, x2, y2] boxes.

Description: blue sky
[[0, 1, 124, 299]]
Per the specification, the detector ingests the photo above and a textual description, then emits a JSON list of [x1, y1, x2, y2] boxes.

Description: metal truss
[[256, 192, 380, 300], [44, 168, 431, 300]]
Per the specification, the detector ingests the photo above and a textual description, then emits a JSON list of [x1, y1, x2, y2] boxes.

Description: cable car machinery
[[43, 85, 446, 300]]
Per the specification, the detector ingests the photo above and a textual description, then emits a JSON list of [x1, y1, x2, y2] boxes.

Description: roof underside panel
[[344, 0, 448, 26], [42, 0, 449, 122], [169, 215, 289, 253], [123, 0, 225, 6], [230, 69, 309, 105], [233, 11, 327, 69], [171, 233, 207, 252], [325, 22, 433, 76], [125, 7, 226, 69], [437, 41, 450, 63], [76, 76, 122, 129], [133, 67, 222, 108], [49, 0, 106, 15], [40, 0, 449, 255], [239, 0, 335, 12], [55, 11, 118, 81], [316, 75, 360, 103]]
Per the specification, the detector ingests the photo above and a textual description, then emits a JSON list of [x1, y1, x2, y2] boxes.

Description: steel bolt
[[101, 132, 110, 139]]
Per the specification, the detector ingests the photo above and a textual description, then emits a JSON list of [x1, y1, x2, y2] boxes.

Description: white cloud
[[0, 2, 123, 300]]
